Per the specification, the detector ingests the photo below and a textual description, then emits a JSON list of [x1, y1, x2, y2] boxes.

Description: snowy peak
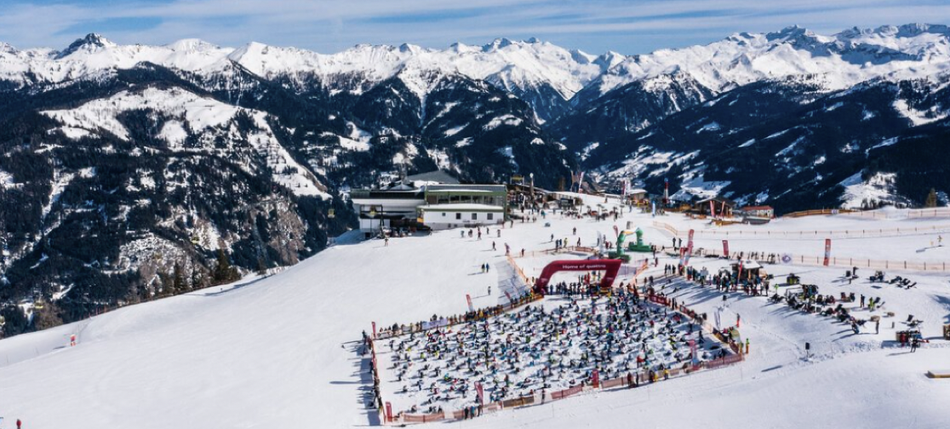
[[482, 37, 515, 52], [57, 33, 117, 58], [0, 34, 231, 86], [220, 36, 608, 107], [593, 23, 950, 97], [765, 25, 816, 42]]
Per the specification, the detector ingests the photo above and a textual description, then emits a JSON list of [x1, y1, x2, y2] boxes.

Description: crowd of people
[[661, 256, 901, 340], [379, 287, 728, 415]]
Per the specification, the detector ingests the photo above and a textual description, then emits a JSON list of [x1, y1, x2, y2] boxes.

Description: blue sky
[[2, 0, 950, 54]]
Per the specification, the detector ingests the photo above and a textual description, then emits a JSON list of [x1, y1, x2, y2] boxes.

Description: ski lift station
[[350, 171, 508, 237]]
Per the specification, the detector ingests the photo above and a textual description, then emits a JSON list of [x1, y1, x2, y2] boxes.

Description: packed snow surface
[[0, 206, 948, 428]]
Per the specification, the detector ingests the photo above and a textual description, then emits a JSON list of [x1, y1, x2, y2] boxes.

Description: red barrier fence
[[705, 353, 745, 370], [550, 385, 584, 400], [365, 337, 388, 424], [600, 378, 626, 389], [402, 412, 445, 423], [501, 395, 535, 408]]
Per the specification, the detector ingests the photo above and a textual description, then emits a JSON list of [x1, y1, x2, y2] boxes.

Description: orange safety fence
[[506, 253, 532, 285]]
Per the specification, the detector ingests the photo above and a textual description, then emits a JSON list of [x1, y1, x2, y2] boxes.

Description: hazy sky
[[2, 0, 950, 54]]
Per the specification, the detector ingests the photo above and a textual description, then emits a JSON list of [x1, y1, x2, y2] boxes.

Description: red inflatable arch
[[533, 259, 623, 295]]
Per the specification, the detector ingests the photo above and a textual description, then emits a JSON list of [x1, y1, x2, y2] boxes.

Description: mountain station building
[[350, 172, 508, 237]]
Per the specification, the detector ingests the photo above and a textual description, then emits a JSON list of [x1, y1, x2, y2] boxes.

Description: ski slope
[[0, 207, 948, 428]]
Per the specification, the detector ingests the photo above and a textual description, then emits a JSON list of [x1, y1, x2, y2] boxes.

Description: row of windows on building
[[441, 212, 495, 220]]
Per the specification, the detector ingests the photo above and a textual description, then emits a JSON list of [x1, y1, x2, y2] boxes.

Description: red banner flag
[[823, 239, 832, 266], [371, 321, 376, 339], [722, 240, 729, 257], [385, 402, 393, 422], [592, 369, 600, 388], [466, 294, 474, 312], [709, 200, 716, 217], [475, 382, 485, 405]]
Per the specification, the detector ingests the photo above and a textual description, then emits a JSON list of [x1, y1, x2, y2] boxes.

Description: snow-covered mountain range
[[5, 25, 950, 113], [1, 33, 617, 119], [2, 24, 950, 336]]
